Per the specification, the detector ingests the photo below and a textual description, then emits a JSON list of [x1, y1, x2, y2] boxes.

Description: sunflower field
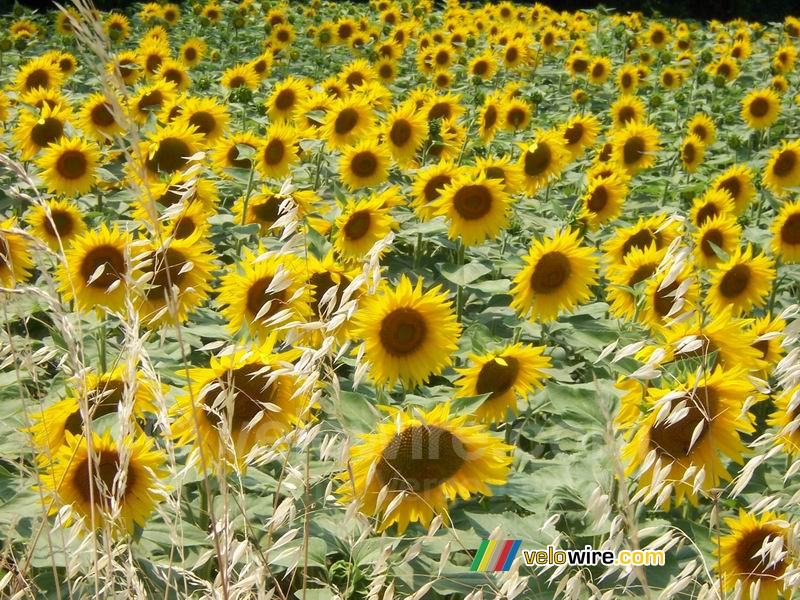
[[2, 0, 800, 598]]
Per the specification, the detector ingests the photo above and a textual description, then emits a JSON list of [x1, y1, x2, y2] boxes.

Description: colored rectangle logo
[[469, 540, 522, 571]]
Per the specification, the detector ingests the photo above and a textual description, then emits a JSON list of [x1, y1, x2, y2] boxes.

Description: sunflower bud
[[713, 74, 726, 88], [649, 94, 663, 108], [697, 70, 709, 84]]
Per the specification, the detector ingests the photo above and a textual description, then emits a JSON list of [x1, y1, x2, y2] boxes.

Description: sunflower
[[693, 213, 742, 269], [254, 122, 299, 180], [333, 196, 395, 262], [638, 262, 698, 331], [433, 173, 511, 247], [763, 140, 800, 196], [265, 76, 307, 122], [610, 95, 646, 129], [560, 114, 600, 159], [602, 213, 681, 265], [565, 53, 591, 78], [171, 341, 309, 468], [750, 314, 787, 372], [712, 164, 757, 215], [13, 103, 70, 160], [621, 367, 754, 508], [211, 131, 260, 174], [455, 344, 551, 423], [645, 23, 670, 49], [14, 56, 64, 95], [271, 23, 295, 49], [176, 96, 229, 144], [381, 101, 428, 166], [771, 199, 800, 263], [77, 93, 124, 142], [108, 51, 141, 86], [25, 199, 85, 251], [717, 510, 789, 600], [659, 67, 684, 90], [40, 432, 167, 534], [136, 122, 203, 181], [134, 175, 219, 223], [612, 121, 660, 175], [129, 80, 177, 124], [424, 92, 465, 123], [478, 92, 502, 143], [138, 40, 170, 79], [305, 251, 362, 334], [773, 44, 798, 73], [579, 172, 628, 230], [605, 245, 666, 321], [679, 135, 705, 174], [706, 245, 775, 317], [105, 13, 130, 41], [350, 276, 460, 389], [58, 224, 130, 314], [501, 97, 532, 132], [339, 141, 391, 190], [20, 86, 67, 112], [176, 38, 205, 69], [375, 58, 397, 83], [517, 130, 570, 195], [687, 113, 717, 146], [338, 403, 512, 533], [741, 88, 781, 130], [411, 160, 465, 221], [131, 235, 214, 327], [511, 228, 599, 323], [218, 248, 312, 341], [0, 218, 34, 287], [36, 137, 100, 197], [616, 64, 639, 94], [473, 155, 524, 195], [27, 367, 160, 454], [588, 56, 612, 84], [233, 186, 308, 234], [322, 95, 374, 149], [221, 63, 260, 90], [469, 52, 497, 80]]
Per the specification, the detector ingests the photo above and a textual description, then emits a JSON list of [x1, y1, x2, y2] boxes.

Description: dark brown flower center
[[74, 449, 135, 507], [227, 144, 254, 169], [621, 229, 659, 256], [506, 107, 527, 128], [564, 123, 584, 145], [350, 151, 378, 178], [25, 69, 51, 91], [203, 364, 278, 432], [144, 247, 188, 300], [184, 47, 197, 61], [43, 209, 75, 239], [649, 386, 718, 459], [749, 97, 770, 118], [623, 136, 646, 165], [618, 106, 636, 124], [56, 150, 88, 180], [263, 139, 286, 166], [572, 57, 588, 72], [653, 279, 681, 317], [476, 356, 519, 398], [91, 102, 116, 128], [427, 102, 451, 120], [717, 176, 741, 200], [524, 143, 552, 176], [379, 307, 427, 356], [701, 228, 724, 257], [389, 119, 412, 147], [423, 174, 451, 203], [274, 89, 296, 111], [64, 381, 125, 435], [473, 60, 488, 75], [245, 276, 287, 321], [773, 150, 797, 178], [531, 251, 570, 294], [145, 53, 162, 74], [345, 72, 365, 89], [587, 185, 608, 212], [733, 528, 787, 580], [506, 47, 518, 63], [80, 244, 126, 289], [146, 137, 191, 174], [31, 117, 64, 148], [137, 90, 163, 112], [173, 216, 197, 240], [453, 184, 492, 220], [334, 108, 359, 135], [344, 210, 371, 240], [781, 213, 800, 245], [719, 264, 751, 298], [251, 196, 282, 224], [682, 142, 696, 164], [629, 264, 657, 286], [377, 425, 466, 492], [188, 111, 216, 136], [483, 105, 498, 130], [228, 75, 246, 88]]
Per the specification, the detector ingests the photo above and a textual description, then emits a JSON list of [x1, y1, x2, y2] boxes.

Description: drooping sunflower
[[511, 228, 599, 323], [771, 199, 800, 263], [680, 134, 705, 173], [605, 245, 666, 321], [712, 164, 757, 215], [25, 199, 86, 251], [217, 248, 312, 341], [741, 88, 781, 129], [455, 344, 552, 423], [13, 103, 71, 160], [602, 213, 681, 266], [763, 139, 800, 196], [612, 121, 660, 175], [560, 114, 601, 159], [221, 63, 259, 90], [693, 213, 742, 269], [687, 113, 717, 146], [610, 95, 646, 129], [381, 101, 428, 166], [622, 367, 754, 508], [40, 431, 167, 534], [77, 93, 124, 142], [27, 367, 160, 454], [706, 245, 776, 316], [171, 341, 309, 467], [350, 275, 461, 389], [255, 122, 299, 180], [433, 173, 511, 247], [36, 137, 101, 197], [0, 218, 34, 287], [322, 95, 374, 149], [717, 510, 790, 600], [339, 141, 391, 190], [337, 403, 513, 533], [333, 195, 395, 262], [579, 172, 628, 230], [410, 160, 465, 221], [14, 56, 64, 95], [517, 130, 571, 195], [58, 224, 130, 314], [266, 76, 308, 122], [131, 235, 214, 327]]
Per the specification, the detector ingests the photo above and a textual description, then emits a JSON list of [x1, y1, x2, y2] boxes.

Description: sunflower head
[[26, 199, 86, 251]]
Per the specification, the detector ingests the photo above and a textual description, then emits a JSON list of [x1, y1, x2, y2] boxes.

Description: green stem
[[239, 164, 256, 227], [413, 232, 423, 268], [456, 241, 465, 322], [98, 317, 107, 373]]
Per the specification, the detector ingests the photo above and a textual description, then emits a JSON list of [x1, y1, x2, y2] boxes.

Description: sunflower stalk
[[456, 240, 465, 321]]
